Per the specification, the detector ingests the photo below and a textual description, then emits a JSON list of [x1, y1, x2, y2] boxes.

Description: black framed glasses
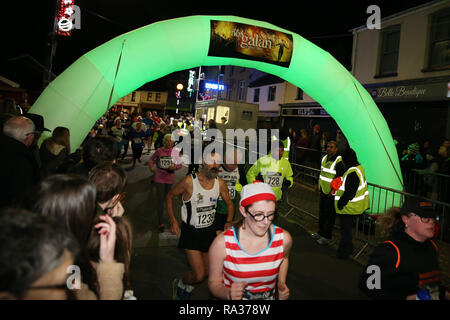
[[245, 207, 276, 222], [409, 213, 439, 223]]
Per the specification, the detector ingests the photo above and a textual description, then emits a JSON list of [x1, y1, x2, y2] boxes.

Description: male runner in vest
[[311, 141, 346, 245], [214, 149, 244, 234], [334, 148, 370, 259], [166, 151, 234, 299]]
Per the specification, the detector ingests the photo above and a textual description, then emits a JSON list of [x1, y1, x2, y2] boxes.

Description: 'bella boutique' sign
[[368, 82, 449, 102]]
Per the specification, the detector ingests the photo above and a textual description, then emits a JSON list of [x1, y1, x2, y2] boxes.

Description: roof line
[[349, 0, 447, 33]]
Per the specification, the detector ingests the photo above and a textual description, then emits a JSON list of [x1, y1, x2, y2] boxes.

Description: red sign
[[56, 0, 76, 36]]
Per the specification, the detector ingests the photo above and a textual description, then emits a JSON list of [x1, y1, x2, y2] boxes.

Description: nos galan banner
[[208, 20, 294, 68]]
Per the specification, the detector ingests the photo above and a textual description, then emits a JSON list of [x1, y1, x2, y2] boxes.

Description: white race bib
[[264, 172, 283, 188], [159, 156, 173, 169], [194, 205, 216, 228]]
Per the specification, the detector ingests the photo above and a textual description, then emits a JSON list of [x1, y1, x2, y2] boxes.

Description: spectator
[[208, 119, 217, 129], [290, 129, 299, 163], [39, 126, 71, 178], [359, 198, 449, 300], [0, 98, 19, 132], [28, 174, 124, 300], [88, 161, 127, 218], [309, 124, 322, 164], [0, 116, 40, 208], [310, 124, 322, 151], [401, 142, 424, 170], [87, 215, 135, 300], [336, 129, 348, 154], [0, 207, 79, 300], [320, 131, 330, 153], [420, 139, 434, 165], [67, 136, 118, 178], [24, 113, 52, 170], [295, 128, 310, 165]]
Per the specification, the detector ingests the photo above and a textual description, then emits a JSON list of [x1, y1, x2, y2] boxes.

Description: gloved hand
[[282, 179, 292, 188], [330, 177, 343, 195], [337, 199, 344, 210]]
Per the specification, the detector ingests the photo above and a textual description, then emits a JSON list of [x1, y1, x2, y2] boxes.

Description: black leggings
[[131, 144, 143, 160]]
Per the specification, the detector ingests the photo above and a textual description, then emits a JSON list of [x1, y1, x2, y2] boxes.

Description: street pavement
[[119, 149, 367, 300]]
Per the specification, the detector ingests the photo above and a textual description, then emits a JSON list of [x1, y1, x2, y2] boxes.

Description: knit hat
[[408, 142, 420, 152], [239, 181, 277, 207]]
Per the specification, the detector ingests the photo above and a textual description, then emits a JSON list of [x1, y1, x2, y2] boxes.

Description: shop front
[[365, 76, 450, 150]]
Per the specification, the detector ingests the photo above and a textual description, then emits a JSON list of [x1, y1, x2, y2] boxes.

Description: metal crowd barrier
[[284, 160, 450, 263], [183, 134, 449, 246]]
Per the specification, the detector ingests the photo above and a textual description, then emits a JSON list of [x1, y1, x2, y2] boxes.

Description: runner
[[166, 151, 234, 299], [214, 149, 244, 234], [208, 182, 293, 300], [246, 141, 293, 202]]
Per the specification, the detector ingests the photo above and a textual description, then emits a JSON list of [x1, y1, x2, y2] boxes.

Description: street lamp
[[176, 83, 183, 114]]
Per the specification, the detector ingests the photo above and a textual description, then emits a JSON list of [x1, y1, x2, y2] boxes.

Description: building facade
[[351, 0, 450, 148], [114, 90, 168, 114]]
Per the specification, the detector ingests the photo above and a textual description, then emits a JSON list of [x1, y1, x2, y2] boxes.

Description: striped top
[[223, 225, 284, 296]]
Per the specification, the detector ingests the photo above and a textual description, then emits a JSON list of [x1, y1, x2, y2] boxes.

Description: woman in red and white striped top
[[208, 182, 292, 300]]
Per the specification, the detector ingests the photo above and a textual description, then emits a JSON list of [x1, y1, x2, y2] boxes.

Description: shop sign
[[368, 82, 449, 102]]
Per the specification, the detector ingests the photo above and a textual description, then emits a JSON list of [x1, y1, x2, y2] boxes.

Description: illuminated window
[[215, 106, 230, 123], [207, 107, 215, 122]]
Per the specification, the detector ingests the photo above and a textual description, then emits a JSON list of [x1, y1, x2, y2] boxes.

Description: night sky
[[1, 0, 432, 91]]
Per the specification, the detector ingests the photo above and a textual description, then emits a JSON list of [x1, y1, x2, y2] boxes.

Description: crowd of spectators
[[0, 99, 189, 299], [287, 124, 349, 168]]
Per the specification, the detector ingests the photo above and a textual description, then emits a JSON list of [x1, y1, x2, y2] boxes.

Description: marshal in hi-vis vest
[[318, 154, 342, 195], [334, 165, 370, 215]]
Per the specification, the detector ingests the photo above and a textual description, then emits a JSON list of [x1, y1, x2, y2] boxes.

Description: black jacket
[[359, 231, 444, 300], [0, 134, 40, 208]]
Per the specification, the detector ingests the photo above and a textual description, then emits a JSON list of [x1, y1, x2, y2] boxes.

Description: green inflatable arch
[[31, 15, 403, 207]]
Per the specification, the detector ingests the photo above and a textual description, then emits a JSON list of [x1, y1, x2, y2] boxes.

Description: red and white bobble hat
[[239, 181, 277, 207]]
